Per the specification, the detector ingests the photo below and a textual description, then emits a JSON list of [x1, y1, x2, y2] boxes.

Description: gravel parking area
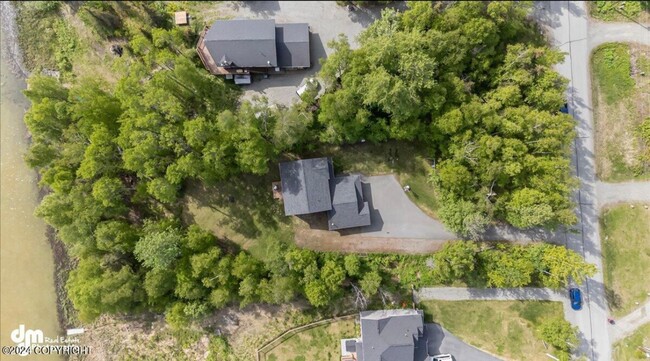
[[213, 1, 399, 105]]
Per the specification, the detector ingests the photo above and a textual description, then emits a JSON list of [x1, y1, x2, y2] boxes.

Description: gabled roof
[[279, 158, 333, 215], [328, 175, 371, 231], [357, 309, 428, 361], [204, 19, 277, 68], [275, 23, 310, 68]]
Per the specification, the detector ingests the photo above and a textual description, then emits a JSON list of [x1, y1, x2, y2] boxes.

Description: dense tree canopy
[[22, 2, 594, 327], [319, 1, 576, 235]]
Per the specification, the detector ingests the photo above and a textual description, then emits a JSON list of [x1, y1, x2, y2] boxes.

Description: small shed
[[175, 11, 188, 26]]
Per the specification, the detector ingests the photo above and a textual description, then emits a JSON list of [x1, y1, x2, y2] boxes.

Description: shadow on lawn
[[182, 174, 288, 241]]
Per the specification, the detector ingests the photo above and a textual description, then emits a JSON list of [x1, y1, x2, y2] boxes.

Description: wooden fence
[[256, 313, 358, 361]]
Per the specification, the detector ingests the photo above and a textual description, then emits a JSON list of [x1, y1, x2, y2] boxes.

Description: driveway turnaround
[[355, 175, 456, 240], [426, 323, 502, 361]]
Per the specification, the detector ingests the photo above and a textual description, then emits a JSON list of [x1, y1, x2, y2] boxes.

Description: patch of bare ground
[[69, 303, 327, 361], [293, 215, 447, 254]]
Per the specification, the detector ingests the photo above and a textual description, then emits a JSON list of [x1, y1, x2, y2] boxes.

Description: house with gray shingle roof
[[197, 19, 310, 78], [278, 157, 371, 231], [342, 309, 430, 361]]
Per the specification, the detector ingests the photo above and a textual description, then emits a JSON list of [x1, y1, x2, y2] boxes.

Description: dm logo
[[10, 324, 44, 356]]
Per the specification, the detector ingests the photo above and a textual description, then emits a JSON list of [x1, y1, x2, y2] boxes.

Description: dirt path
[[295, 227, 449, 254]]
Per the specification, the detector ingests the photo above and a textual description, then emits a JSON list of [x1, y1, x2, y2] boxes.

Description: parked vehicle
[[570, 288, 583, 310], [560, 102, 569, 114], [431, 354, 453, 361], [296, 77, 319, 96]]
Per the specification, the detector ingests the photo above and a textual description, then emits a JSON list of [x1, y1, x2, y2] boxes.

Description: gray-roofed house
[[278, 157, 371, 231], [197, 19, 311, 77], [343, 309, 430, 361]]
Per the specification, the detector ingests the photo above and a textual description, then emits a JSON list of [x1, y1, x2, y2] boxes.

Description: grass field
[[592, 43, 650, 181], [613, 322, 650, 361], [589, 1, 650, 22], [419, 300, 565, 361], [264, 319, 358, 361], [601, 204, 650, 317]]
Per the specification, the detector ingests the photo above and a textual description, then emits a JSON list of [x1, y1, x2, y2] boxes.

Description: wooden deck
[[196, 27, 234, 75], [196, 27, 285, 76]]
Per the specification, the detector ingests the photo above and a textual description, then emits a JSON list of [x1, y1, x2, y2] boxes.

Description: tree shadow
[[605, 285, 622, 311], [181, 171, 288, 241]]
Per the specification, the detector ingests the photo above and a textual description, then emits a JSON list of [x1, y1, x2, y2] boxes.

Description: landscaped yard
[[601, 204, 650, 317], [613, 322, 650, 361], [589, 1, 650, 22], [592, 43, 650, 182], [264, 318, 358, 361], [419, 300, 564, 361]]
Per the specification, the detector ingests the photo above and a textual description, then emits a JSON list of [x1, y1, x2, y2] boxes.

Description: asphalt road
[[534, 2, 649, 360], [536, 2, 611, 360]]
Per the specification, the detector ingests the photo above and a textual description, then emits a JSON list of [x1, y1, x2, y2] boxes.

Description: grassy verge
[[588, 1, 650, 22], [420, 300, 564, 361], [264, 319, 358, 361], [601, 204, 650, 317], [592, 43, 650, 181], [613, 322, 650, 361]]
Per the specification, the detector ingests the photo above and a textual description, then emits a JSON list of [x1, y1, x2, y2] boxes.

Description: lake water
[[1, 27, 62, 360]]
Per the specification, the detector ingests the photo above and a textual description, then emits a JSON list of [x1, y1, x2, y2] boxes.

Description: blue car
[[570, 288, 582, 310], [560, 103, 569, 114]]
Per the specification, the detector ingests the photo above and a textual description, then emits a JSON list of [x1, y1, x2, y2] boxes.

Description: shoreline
[[1, 1, 77, 334]]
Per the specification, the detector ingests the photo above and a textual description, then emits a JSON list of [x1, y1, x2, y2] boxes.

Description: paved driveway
[[353, 175, 456, 240], [596, 181, 650, 206], [213, 1, 397, 105], [426, 323, 502, 361]]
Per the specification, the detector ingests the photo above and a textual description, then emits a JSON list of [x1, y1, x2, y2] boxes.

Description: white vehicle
[[431, 354, 453, 361], [296, 78, 319, 96]]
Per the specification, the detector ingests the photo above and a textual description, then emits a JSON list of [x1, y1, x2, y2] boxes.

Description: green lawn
[[314, 141, 440, 218], [181, 172, 293, 261], [589, 1, 650, 22], [264, 319, 359, 361], [420, 300, 564, 361], [601, 204, 650, 317], [592, 43, 650, 181], [613, 323, 650, 361]]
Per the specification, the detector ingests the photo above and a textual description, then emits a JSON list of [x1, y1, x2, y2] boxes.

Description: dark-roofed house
[[342, 309, 430, 361], [197, 19, 310, 77], [278, 157, 371, 231]]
